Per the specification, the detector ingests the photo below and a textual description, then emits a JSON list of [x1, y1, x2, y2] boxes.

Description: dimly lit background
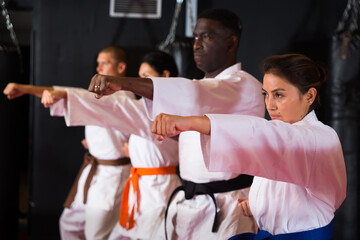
[[1, 0, 358, 239]]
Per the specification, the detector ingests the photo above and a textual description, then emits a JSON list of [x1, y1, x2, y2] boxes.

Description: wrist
[[189, 116, 211, 135], [60, 90, 67, 99], [23, 84, 33, 94]]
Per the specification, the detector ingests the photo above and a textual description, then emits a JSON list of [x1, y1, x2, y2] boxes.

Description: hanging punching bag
[[326, 0, 360, 239], [158, 0, 203, 79]]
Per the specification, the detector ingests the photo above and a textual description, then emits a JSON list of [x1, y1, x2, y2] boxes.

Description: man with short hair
[[41, 50, 181, 240], [4, 45, 134, 239], [88, 9, 265, 239]]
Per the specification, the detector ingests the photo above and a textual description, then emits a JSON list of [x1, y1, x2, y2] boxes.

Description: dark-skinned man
[[88, 8, 265, 240]]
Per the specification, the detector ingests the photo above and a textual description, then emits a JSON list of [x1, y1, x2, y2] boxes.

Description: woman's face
[[138, 62, 160, 78], [262, 73, 313, 124]]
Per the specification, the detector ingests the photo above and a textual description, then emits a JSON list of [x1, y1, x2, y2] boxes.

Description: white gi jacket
[[51, 87, 133, 211], [143, 63, 265, 239], [77, 125, 131, 211], [50, 87, 180, 240], [201, 111, 347, 235]]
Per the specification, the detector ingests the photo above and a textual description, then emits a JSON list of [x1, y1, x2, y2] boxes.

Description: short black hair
[[141, 50, 178, 77], [198, 8, 242, 39]]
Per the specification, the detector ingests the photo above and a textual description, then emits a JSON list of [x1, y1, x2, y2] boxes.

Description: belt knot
[[119, 166, 177, 230]]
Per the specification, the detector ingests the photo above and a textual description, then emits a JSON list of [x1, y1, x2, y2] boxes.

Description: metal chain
[[349, 0, 359, 31], [158, 0, 184, 50], [186, 0, 195, 34], [1, 0, 23, 71], [336, 0, 360, 33]]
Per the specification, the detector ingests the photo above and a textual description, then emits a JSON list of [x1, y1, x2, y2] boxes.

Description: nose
[[96, 64, 101, 73], [193, 37, 202, 51], [266, 96, 277, 112]]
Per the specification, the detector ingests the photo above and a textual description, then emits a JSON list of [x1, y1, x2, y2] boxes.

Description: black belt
[[164, 174, 253, 239]]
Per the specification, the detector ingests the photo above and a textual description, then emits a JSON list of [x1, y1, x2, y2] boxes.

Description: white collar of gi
[[202, 63, 242, 80], [294, 110, 318, 126]]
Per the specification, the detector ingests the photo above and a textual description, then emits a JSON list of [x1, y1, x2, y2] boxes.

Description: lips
[[194, 54, 204, 65], [270, 115, 280, 120], [194, 50, 204, 58]]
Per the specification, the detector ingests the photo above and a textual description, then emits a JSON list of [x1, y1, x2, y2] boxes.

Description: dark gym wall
[[2, 0, 357, 239], [0, 48, 28, 239]]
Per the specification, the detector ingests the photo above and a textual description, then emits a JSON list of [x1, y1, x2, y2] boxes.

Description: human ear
[[161, 70, 170, 77], [306, 88, 317, 104], [228, 35, 238, 51], [117, 62, 127, 75]]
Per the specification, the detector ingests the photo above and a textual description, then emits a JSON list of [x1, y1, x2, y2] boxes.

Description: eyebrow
[[261, 88, 286, 93]]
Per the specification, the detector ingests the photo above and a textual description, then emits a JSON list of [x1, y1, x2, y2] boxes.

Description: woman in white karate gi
[[41, 50, 181, 240], [151, 53, 347, 240]]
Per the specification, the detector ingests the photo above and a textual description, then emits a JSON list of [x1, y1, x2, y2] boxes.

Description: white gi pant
[[166, 187, 257, 240], [59, 162, 131, 239]]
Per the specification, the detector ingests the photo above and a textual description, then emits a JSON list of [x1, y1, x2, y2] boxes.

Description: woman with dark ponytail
[[151, 54, 347, 240], [261, 54, 328, 113]]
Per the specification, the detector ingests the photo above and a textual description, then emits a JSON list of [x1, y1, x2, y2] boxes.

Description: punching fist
[[88, 74, 123, 99], [152, 113, 210, 141], [41, 90, 67, 108], [3, 83, 28, 99]]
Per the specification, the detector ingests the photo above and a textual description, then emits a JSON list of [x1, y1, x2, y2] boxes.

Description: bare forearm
[[24, 85, 54, 98], [3, 82, 54, 100], [120, 77, 154, 100]]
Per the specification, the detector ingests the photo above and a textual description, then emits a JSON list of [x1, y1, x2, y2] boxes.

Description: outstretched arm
[[88, 74, 154, 100], [41, 90, 67, 108], [151, 113, 211, 141], [3, 83, 54, 99]]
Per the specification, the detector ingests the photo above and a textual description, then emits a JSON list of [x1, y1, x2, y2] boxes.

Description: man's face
[[96, 51, 123, 77], [193, 18, 233, 77]]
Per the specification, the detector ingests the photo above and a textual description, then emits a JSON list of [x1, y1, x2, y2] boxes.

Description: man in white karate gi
[[88, 8, 265, 240], [4, 45, 134, 239]]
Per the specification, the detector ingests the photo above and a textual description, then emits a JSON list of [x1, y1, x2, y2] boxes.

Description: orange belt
[[119, 166, 177, 230]]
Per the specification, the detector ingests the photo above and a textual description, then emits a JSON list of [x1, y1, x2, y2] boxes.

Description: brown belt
[[64, 152, 131, 208]]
